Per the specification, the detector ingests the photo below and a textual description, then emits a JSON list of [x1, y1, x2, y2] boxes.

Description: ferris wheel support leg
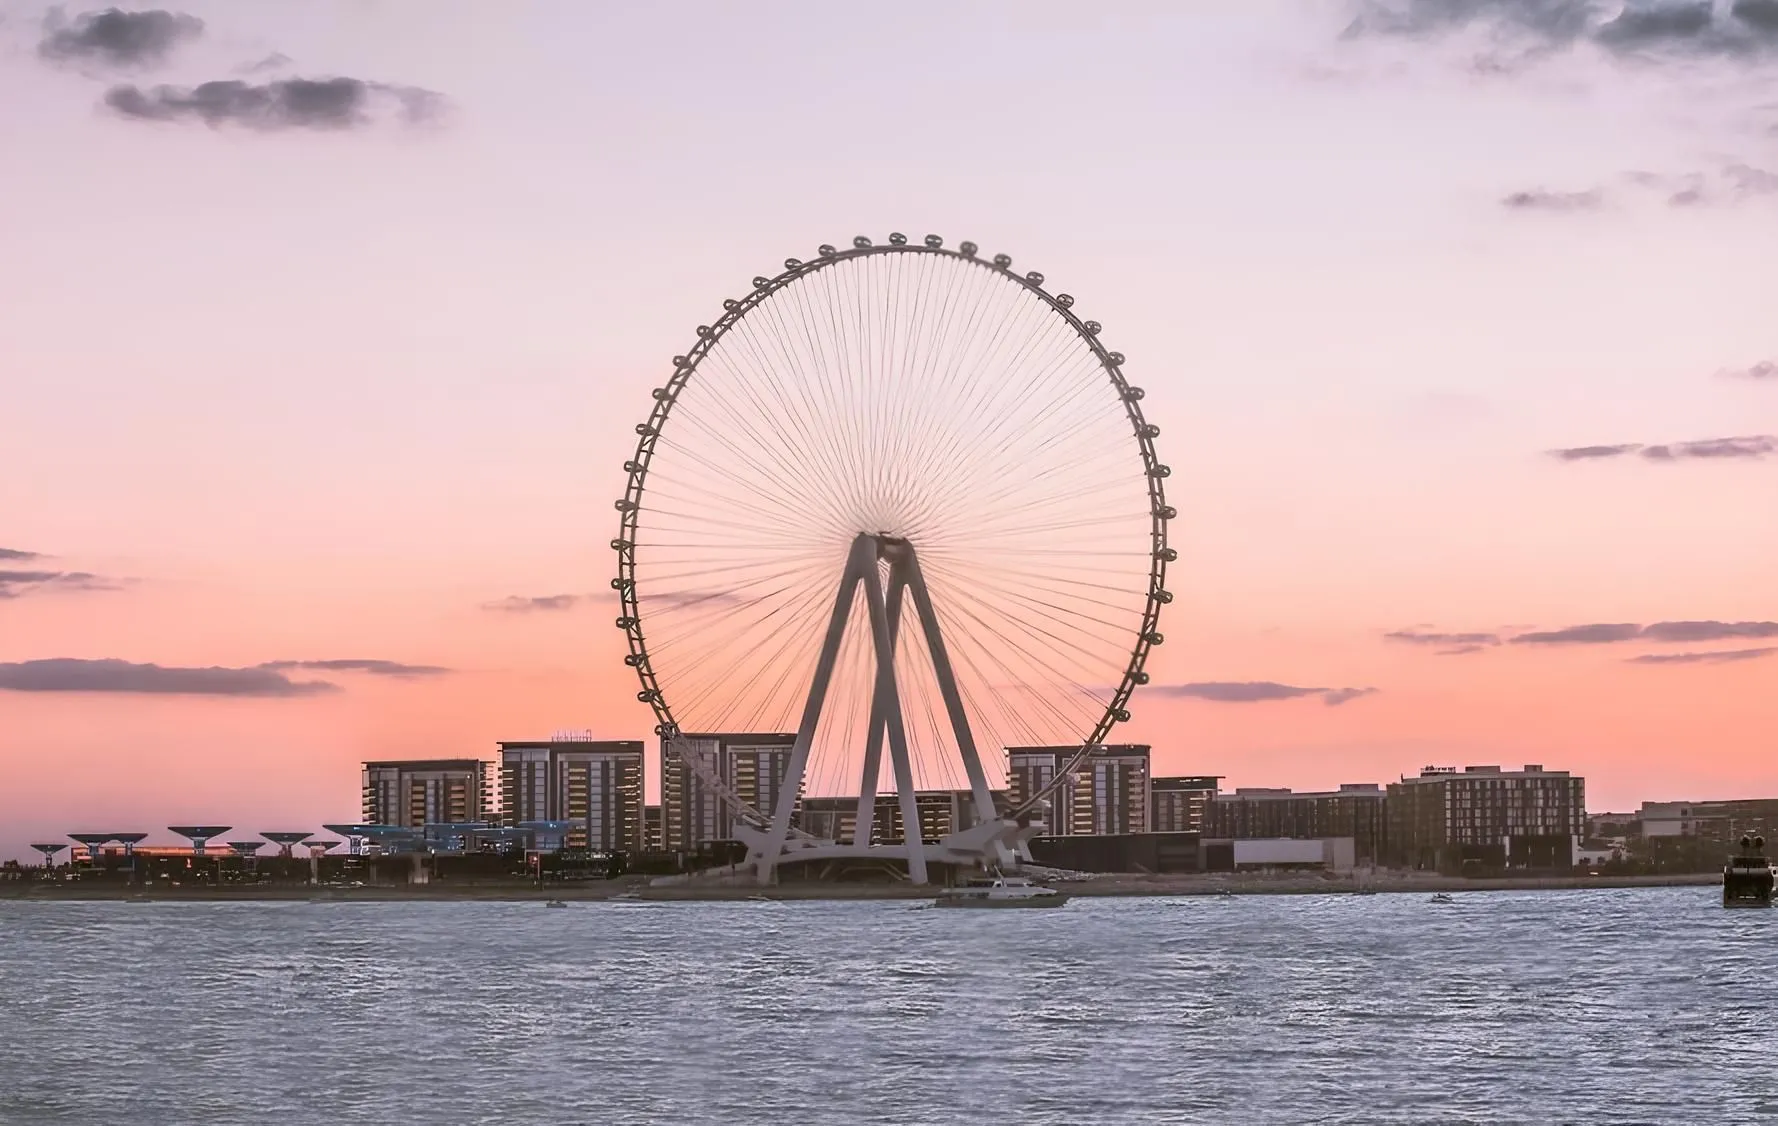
[[862, 557, 928, 885], [899, 549, 1003, 845], [753, 534, 872, 886], [852, 573, 906, 848]]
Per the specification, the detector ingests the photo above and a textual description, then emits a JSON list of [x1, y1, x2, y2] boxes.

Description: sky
[[2, 0, 1776, 860]]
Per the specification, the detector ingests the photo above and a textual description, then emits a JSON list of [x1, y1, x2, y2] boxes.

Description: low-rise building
[[1150, 775, 1222, 833], [1386, 764, 1585, 872], [1007, 744, 1150, 835], [1207, 783, 1386, 864]]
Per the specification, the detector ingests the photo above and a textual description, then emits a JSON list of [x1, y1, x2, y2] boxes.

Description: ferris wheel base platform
[[699, 818, 1040, 886]]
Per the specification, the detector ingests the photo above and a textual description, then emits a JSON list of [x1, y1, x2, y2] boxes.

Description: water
[[0, 887, 1770, 1125]]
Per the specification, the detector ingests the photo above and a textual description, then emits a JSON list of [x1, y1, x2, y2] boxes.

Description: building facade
[[1007, 745, 1150, 836], [1151, 775, 1222, 834], [659, 732, 796, 851], [361, 759, 491, 829], [1386, 764, 1585, 872], [497, 739, 644, 853], [1207, 783, 1387, 865], [797, 789, 1004, 845]]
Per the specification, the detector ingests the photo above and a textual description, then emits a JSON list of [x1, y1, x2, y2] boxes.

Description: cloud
[[1509, 623, 1643, 644], [239, 52, 292, 75], [104, 77, 442, 131], [39, 7, 202, 67], [1640, 435, 1775, 459], [1547, 443, 1642, 460], [483, 594, 585, 614], [0, 658, 337, 697], [1385, 629, 1503, 648], [0, 548, 44, 561], [1627, 646, 1778, 664], [1437, 644, 1492, 656], [1721, 360, 1777, 379], [258, 659, 450, 677], [1502, 188, 1603, 211], [1347, 0, 1778, 59], [1547, 436, 1775, 461], [1150, 681, 1379, 706], [1508, 620, 1778, 645], [1638, 620, 1778, 642], [0, 568, 126, 600]]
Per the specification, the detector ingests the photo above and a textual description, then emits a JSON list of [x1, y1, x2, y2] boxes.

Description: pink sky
[[3, 1, 1776, 859]]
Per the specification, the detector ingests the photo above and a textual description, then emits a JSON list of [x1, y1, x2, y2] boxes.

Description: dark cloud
[[1627, 646, 1778, 664], [1735, 0, 1778, 32], [258, 659, 450, 677], [1508, 620, 1778, 646], [1509, 623, 1643, 645], [1548, 443, 1642, 460], [1437, 644, 1491, 656], [39, 7, 202, 67], [104, 77, 442, 131], [1640, 435, 1775, 459], [1639, 620, 1778, 642], [1548, 436, 1775, 461], [1347, 0, 1778, 60], [483, 594, 584, 614], [1151, 681, 1378, 706], [1385, 629, 1502, 648], [0, 569, 125, 600], [0, 548, 44, 561], [1502, 188, 1603, 211], [0, 658, 337, 697], [1722, 360, 1777, 379]]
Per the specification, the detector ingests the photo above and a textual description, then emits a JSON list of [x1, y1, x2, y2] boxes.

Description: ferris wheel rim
[[610, 234, 1174, 821]]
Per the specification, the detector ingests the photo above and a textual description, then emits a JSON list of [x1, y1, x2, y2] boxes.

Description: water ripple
[[0, 888, 1771, 1125]]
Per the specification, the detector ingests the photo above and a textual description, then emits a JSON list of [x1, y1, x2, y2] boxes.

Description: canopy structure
[[261, 831, 313, 857], [322, 824, 418, 856], [226, 841, 262, 857], [68, 833, 113, 861], [30, 843, 66, 866], [167, 826, 231, 857], [110, 833, 148, 856]]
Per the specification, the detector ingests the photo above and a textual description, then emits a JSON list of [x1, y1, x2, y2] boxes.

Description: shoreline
[[0, 872, 1720, 903]]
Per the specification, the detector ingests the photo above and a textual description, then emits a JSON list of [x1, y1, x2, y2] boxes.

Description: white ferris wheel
[[611, 232, 1173, 884]]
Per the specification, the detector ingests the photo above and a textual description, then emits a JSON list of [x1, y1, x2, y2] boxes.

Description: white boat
[[545, 899, 567, 908], [934, 874, 1068, 909], [1429, 892, 1454, 904]]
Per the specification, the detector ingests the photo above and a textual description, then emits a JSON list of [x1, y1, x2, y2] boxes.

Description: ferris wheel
[[611, 233, 1173, 883]]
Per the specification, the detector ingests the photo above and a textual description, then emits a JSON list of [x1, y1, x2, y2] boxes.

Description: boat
[[934, 873, 1068, 909], [1722, 835, 1774, 909], [1429, 892, 1454, 904], [545, 899, 567, 908]]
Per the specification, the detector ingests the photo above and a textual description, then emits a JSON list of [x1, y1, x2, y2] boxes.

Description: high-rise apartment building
[[361, 759, 491, 829], [1007, 745, 1150, 836], [497, 738, 644, 853], [1207, 783, 1387, 864], [659, 732, 796, 851], [1151, 775, 1222, 834], [1387, 764, 1585, 872]]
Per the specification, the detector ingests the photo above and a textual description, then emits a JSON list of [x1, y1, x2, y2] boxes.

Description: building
[[1151, 775, 1222, 833], [1207, 783, 1387, 865], [1386, 764, 1585, 872], [643, 804, 663, 852], [659, 732, 796, 852], [361, 759, 491, 829], [797, 789, 1004, 845], [1007, 745, 1150, 836], [1639, 798, 1778, 842], [497, 738, 644, 853]]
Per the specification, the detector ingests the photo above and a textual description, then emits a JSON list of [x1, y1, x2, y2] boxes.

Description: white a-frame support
[[751, 534, 1000, 886]]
